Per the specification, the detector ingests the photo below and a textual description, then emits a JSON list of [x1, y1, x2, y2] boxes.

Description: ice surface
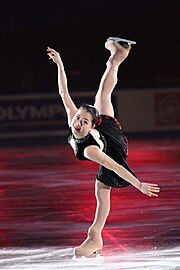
[[0, 246, 179, 270]]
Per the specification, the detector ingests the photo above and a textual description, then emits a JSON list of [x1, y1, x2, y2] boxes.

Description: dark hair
[[80, 104, 99, 125]]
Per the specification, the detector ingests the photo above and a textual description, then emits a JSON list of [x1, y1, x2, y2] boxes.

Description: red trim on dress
[[95, 116, 103, 127], [96, 114, 122, 129]]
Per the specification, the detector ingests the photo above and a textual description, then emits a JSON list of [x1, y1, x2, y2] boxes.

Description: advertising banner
[[155, 92, 180, 126], [1, 88, 179, 139], [0, 93, 94, 139], [116, 88, 180, 132]]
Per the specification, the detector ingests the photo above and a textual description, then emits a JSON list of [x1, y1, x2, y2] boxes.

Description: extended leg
[[94, 41, 131, 117], [74, 181, 111, 257]]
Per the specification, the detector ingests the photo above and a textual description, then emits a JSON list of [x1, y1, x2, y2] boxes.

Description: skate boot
[[74, 229, 103, 257], [105, 36, 136, 65]]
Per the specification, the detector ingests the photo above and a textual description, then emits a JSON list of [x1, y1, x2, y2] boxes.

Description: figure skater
[[47, 38, 160, 257]]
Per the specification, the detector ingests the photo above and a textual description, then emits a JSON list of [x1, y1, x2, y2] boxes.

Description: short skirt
[[95, 115, 135, 188]]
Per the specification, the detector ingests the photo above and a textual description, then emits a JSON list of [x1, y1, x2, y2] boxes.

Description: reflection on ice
[[0, 246, 179, 270]]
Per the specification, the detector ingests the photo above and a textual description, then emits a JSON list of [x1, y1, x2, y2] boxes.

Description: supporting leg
[[94, 41, 131, 117], [74, 181, 111, 257]]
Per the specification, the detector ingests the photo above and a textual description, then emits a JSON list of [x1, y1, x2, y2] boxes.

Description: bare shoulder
[[89, 129, 104, 150], [89, 128, 100, 138]]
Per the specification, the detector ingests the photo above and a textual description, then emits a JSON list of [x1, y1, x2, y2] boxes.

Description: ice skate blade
[[72, 255, 86, 260], [107, 37, 136, 45], [72, 249, 102, 260], [72, 254, 102, 261]]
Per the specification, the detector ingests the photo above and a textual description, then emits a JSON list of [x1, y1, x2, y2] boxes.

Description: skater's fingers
[[150, 184, 159, 187], [147, 183, 160, 191], [146, 183, 159, 187], [47, 47, 58, 55], [149, 192, 159, 197], [148, 190, 160, 196], [47, 51, 58, 58], [47, 46, 53, 49], [47, 53, 53, 58], [149, 186, 160, 191]]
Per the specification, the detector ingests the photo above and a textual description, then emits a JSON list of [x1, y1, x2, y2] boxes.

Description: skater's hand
[[139, 182, 160, 197], [47, 47, 61, 65]]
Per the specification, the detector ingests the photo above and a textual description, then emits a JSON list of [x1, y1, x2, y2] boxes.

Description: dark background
[[0, 0, 179, 94]]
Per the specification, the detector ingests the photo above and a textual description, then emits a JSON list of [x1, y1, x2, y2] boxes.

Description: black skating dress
[[68, 114, 136, 188]]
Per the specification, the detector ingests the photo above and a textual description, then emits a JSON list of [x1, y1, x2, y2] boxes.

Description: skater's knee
[[95, 92, 112, 104]]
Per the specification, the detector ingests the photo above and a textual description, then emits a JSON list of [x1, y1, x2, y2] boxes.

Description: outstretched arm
[[47, 47, 77, 126], [84, 146, 160, 197]]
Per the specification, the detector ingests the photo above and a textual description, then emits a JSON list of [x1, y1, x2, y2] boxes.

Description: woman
[[47, 38, 160, 257]]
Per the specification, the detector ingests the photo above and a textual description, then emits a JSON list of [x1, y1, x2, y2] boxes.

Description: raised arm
[[47, 47, 77, 126], [84, 146, 160, 197]]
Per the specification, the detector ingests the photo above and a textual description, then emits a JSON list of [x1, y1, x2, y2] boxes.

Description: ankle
[[105, 41, 130, 65], [88, 227, 102, 238]]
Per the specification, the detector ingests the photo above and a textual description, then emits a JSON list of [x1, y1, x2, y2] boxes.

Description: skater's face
[[71, 108, 94, 138]]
